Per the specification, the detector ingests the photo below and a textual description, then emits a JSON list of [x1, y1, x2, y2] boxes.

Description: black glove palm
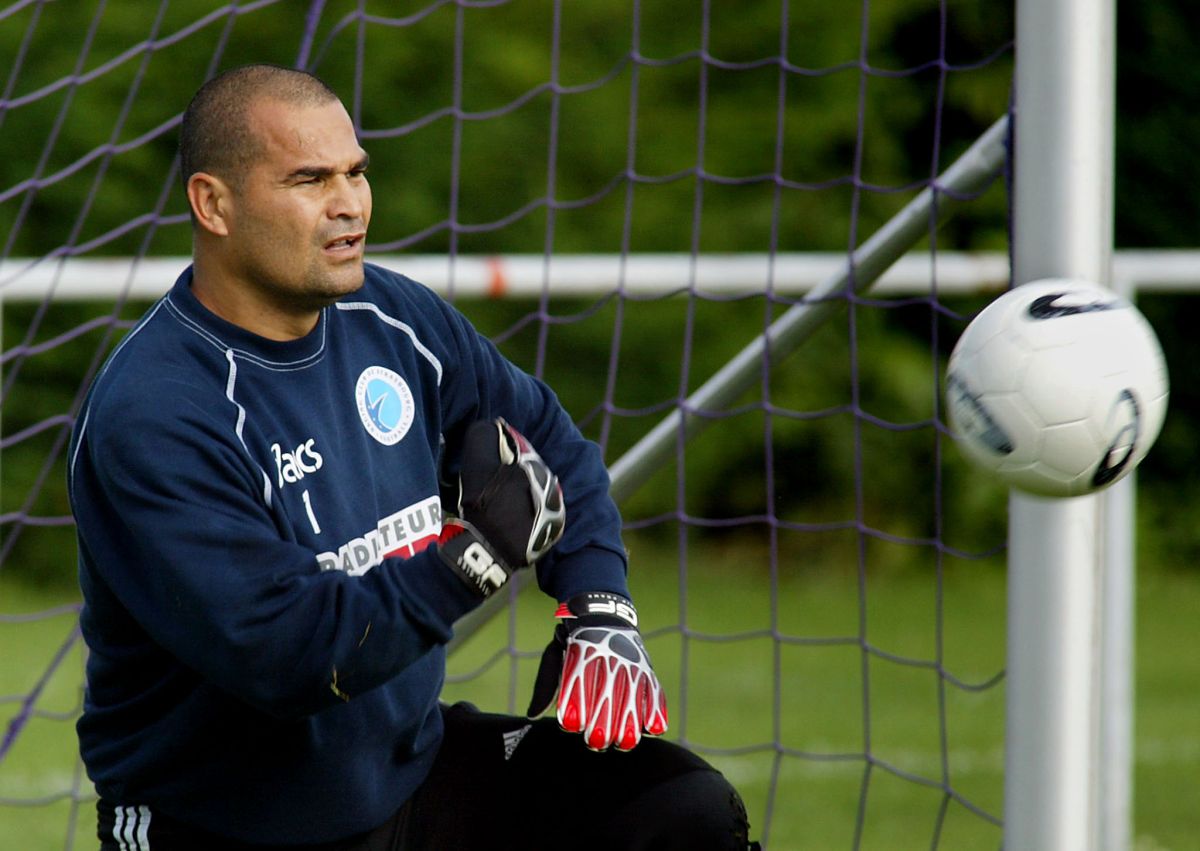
[[438, 418, 565, 596]]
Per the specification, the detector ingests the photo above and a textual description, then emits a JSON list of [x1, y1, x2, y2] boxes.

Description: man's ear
[[186, 172, 232, 237]]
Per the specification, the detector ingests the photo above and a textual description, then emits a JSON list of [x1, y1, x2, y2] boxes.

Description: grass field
[[2, 541, 1198, 850]]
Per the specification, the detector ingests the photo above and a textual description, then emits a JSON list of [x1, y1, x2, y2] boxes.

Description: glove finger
[[642, 675, 669, 737], [583, 687, 615, 752], [567, 650, 611, 744], [510, 434, 564, 563], [526, 638, 565, 718], [612, 671, 642, 752], [556, 642, 588, 734], [527, 474, 565, 560], [458, 420, 506, 508], [613, 708, 642, 752]]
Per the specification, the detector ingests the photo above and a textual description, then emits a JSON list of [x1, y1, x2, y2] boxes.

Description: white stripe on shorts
[[112, 804, 151, 850], [113, 805, 127, 851]]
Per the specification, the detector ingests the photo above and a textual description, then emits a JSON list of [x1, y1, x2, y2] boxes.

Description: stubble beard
[[241, 229, 366, 316], [296, 251, 365, 309]]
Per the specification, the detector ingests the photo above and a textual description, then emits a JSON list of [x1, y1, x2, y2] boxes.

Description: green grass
[[0, 586, 91, 851], [2, 545, 1198, 850], [445, 544, 1009, 851]]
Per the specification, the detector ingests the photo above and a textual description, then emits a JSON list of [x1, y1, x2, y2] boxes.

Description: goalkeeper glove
[[526, 591, 669, 751], [438, 418, 565, 597]]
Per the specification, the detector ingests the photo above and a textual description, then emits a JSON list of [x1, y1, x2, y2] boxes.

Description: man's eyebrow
[[286, 154, 370, 180]]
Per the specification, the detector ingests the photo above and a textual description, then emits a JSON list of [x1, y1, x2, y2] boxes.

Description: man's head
[[180, 64, 340, 194], [180, 64, 372, 339]]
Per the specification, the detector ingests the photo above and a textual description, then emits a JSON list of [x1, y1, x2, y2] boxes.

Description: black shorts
[[98, 702, 756, 850]]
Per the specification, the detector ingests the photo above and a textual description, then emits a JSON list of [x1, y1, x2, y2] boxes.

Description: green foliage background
[[1, 1, 1199, 847], [2, 0, 1196, 587], [0, 0, 1018, 587]]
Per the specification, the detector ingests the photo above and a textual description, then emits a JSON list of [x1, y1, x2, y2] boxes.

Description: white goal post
[[1, 249, 1198, 303], [1011, 0, 1126, 849], [0, 1, 1179, 846]]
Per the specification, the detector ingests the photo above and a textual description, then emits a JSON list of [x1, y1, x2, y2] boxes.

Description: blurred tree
[[3, 0, 1196, 582]]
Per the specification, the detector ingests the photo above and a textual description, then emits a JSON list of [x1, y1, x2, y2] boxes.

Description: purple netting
[[0, 1, 1013, 847]]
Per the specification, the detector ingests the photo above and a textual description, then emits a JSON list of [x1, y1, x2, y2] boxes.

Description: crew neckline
[[167, 266, 329, 366]]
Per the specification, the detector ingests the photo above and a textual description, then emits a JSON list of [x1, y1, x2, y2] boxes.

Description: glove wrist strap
[[557, 591, 638, 629], [437, 520, 512, 597]]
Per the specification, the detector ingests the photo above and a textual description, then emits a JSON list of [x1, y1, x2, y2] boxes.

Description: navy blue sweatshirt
[[67, 263, 630, 844]]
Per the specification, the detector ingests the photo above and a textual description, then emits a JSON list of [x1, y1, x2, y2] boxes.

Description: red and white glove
[[438, 418, 566, 596], [527, 592, 669, 751]]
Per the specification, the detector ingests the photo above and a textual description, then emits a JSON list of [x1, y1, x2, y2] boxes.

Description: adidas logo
[[502, 724, 531, 761]]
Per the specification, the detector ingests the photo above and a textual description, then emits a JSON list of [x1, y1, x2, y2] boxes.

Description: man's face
[[224, 97, 372, 315]]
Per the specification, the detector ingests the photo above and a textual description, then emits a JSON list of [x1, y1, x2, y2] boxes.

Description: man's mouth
[[324, 232, 365, 253]]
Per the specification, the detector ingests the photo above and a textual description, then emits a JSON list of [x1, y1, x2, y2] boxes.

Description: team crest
[[355, 366, 414, 445]]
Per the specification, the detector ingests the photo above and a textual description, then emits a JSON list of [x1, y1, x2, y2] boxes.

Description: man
[[68, 63, 757, 850]]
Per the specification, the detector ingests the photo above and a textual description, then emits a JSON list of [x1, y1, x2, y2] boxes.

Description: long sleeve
[[67, 270, 475, 843], [424, 292, 631, 603], [72, 381, 479, 718], [67, 264, 634, 844]]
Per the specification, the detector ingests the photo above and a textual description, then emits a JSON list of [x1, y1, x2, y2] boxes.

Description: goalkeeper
[[68, 63, 757, 850]]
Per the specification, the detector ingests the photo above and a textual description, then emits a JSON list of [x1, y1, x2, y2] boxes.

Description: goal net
[[0, 2, 1013, 848]]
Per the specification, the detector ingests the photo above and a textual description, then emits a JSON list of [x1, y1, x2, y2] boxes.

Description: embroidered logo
[[355, 366, 414, 446]]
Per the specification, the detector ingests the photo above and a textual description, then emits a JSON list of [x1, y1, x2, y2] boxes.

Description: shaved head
[[179, 64, 342, 192], [180, 64, 371, 340]]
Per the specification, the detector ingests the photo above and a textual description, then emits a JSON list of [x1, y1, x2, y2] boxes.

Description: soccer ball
[[945, 279, 1169, 498]]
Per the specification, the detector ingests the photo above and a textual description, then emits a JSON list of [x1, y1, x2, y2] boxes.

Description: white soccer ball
[[945, 278, 1169, 498]]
